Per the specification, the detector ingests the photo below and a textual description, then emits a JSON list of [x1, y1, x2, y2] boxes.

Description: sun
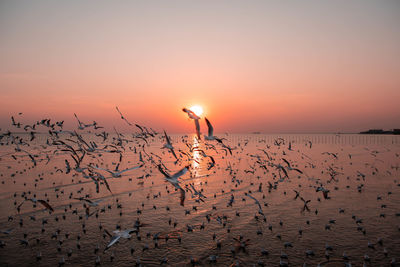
[[189, 105, 203, 117]]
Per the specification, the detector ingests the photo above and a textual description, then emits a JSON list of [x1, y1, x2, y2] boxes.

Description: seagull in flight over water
[[91, 164, 143, 178], [74, 197, 103, 207], [115, 106, 133, 126], [245, 192, 265, 217], [204, 118, 224, 143], [157, 164, 190, 206], [18, 198, 54, 213], [162, 130, 178, 160], [104, 228, 138, 251], [182, 108, 201, 139]]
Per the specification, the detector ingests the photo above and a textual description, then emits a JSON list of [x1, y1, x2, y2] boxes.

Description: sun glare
[[190, 105, 203, 117]]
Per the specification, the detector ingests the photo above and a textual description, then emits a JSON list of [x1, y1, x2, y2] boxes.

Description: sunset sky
[[1, 0, 399, 133]]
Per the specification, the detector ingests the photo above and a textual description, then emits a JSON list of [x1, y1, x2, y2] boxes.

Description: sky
[[1, 0, 399, 133]]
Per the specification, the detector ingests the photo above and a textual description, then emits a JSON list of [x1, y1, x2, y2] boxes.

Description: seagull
[[18, 198, 54, 212], [74, 198, 103, 207], [245, 192, 264, 216], [91, 164, 143, 178], [300, 197, 311, 212], [195, 149, 216, 170], [293, 190, 300, 200], [21, 149, 37, 167], [115, 106, 133, 126], [73, 113, 87, 130], [104, 228, 138, 251], [322, 152, 338, 159], [316, 186, 330, 199], [288, 141, 293, 151], [189, 183, 207, 202], [162, 130, 178, 160], [182, 108, 201, 139], [157, 164, 190, 206], [282, 158, 303, 174], [271, 163, 289, 179], [204, 118, 223, 143]]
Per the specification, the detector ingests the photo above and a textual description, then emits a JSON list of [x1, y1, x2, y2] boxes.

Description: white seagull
[[204, 118, 224, 143], [104, 228, 138, 251], [182, 107, 201, 139], [162, 130, 178, 160], [157, 164, 190, 206]]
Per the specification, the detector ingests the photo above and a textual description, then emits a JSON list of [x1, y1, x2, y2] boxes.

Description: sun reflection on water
[[191, 135, 203, 185]]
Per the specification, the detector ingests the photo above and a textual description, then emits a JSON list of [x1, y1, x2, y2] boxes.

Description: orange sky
[[1, 1, 399, 133]]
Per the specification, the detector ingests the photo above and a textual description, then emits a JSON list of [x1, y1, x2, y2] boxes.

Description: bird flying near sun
[[189, 105, 203, 117], [182, 106, 203, 139]]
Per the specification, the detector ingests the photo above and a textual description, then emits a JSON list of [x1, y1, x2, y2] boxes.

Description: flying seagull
[[162, 130, 178, 160], [18, 198, 54, 213], [104, 228, 138, 251], [182, 107, 201, 139], [157, 164, 190, 206], [91, 164, 143, 178], [204, 118, 224, 143], [115, 106, 133, 126]]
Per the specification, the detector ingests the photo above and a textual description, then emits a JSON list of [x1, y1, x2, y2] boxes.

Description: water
[[0, 133, 399, 266]]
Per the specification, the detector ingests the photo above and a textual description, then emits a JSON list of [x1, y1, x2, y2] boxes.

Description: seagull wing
[[75, 198, 94, 205], [292, 168, 303, 174], [246, 193, 261, 207], [157, 164, 170, 178], [205, 118, 213, 137], [91, 165, 109, 172], [282, 158, 291, 168], [118, 164, 143, 175], [170, 148, 178, 160], [280, 166, 289, 178], [223, 145, 233, 155], [115, 106, 123, 118], [37, 200, 54, 212], [74, 113, 82, 126], [135, 124, 144, 133], [183, 108, 200, 120], [90, 177, 100, 193], [179, 188, 185, 206], [164, 130, 172, 145], [208, 156, 215, 170], [125, 228, 138, 235], [171, 166, 189, 180], [91, 166, 116, 176], [104, 229, 113, 237], [102, 178, 113, 194], [17, 200, 25, 211], [116, 106, 132, 126], [105, 235, 121, 250], [189, 183, 196, 193]]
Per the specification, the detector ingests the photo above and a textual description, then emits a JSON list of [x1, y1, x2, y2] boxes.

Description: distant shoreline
[[359, 129, 400, 135]]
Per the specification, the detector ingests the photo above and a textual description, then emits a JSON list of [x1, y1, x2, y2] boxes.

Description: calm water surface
[[0, 133, 399, 266]]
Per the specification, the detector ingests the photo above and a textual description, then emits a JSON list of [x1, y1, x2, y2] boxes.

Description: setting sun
[[189, 105, 203, 117], [1, 2, 400, 266]]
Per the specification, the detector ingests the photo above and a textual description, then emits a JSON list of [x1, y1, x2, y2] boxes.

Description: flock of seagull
[[0, 107, 399, 266]]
